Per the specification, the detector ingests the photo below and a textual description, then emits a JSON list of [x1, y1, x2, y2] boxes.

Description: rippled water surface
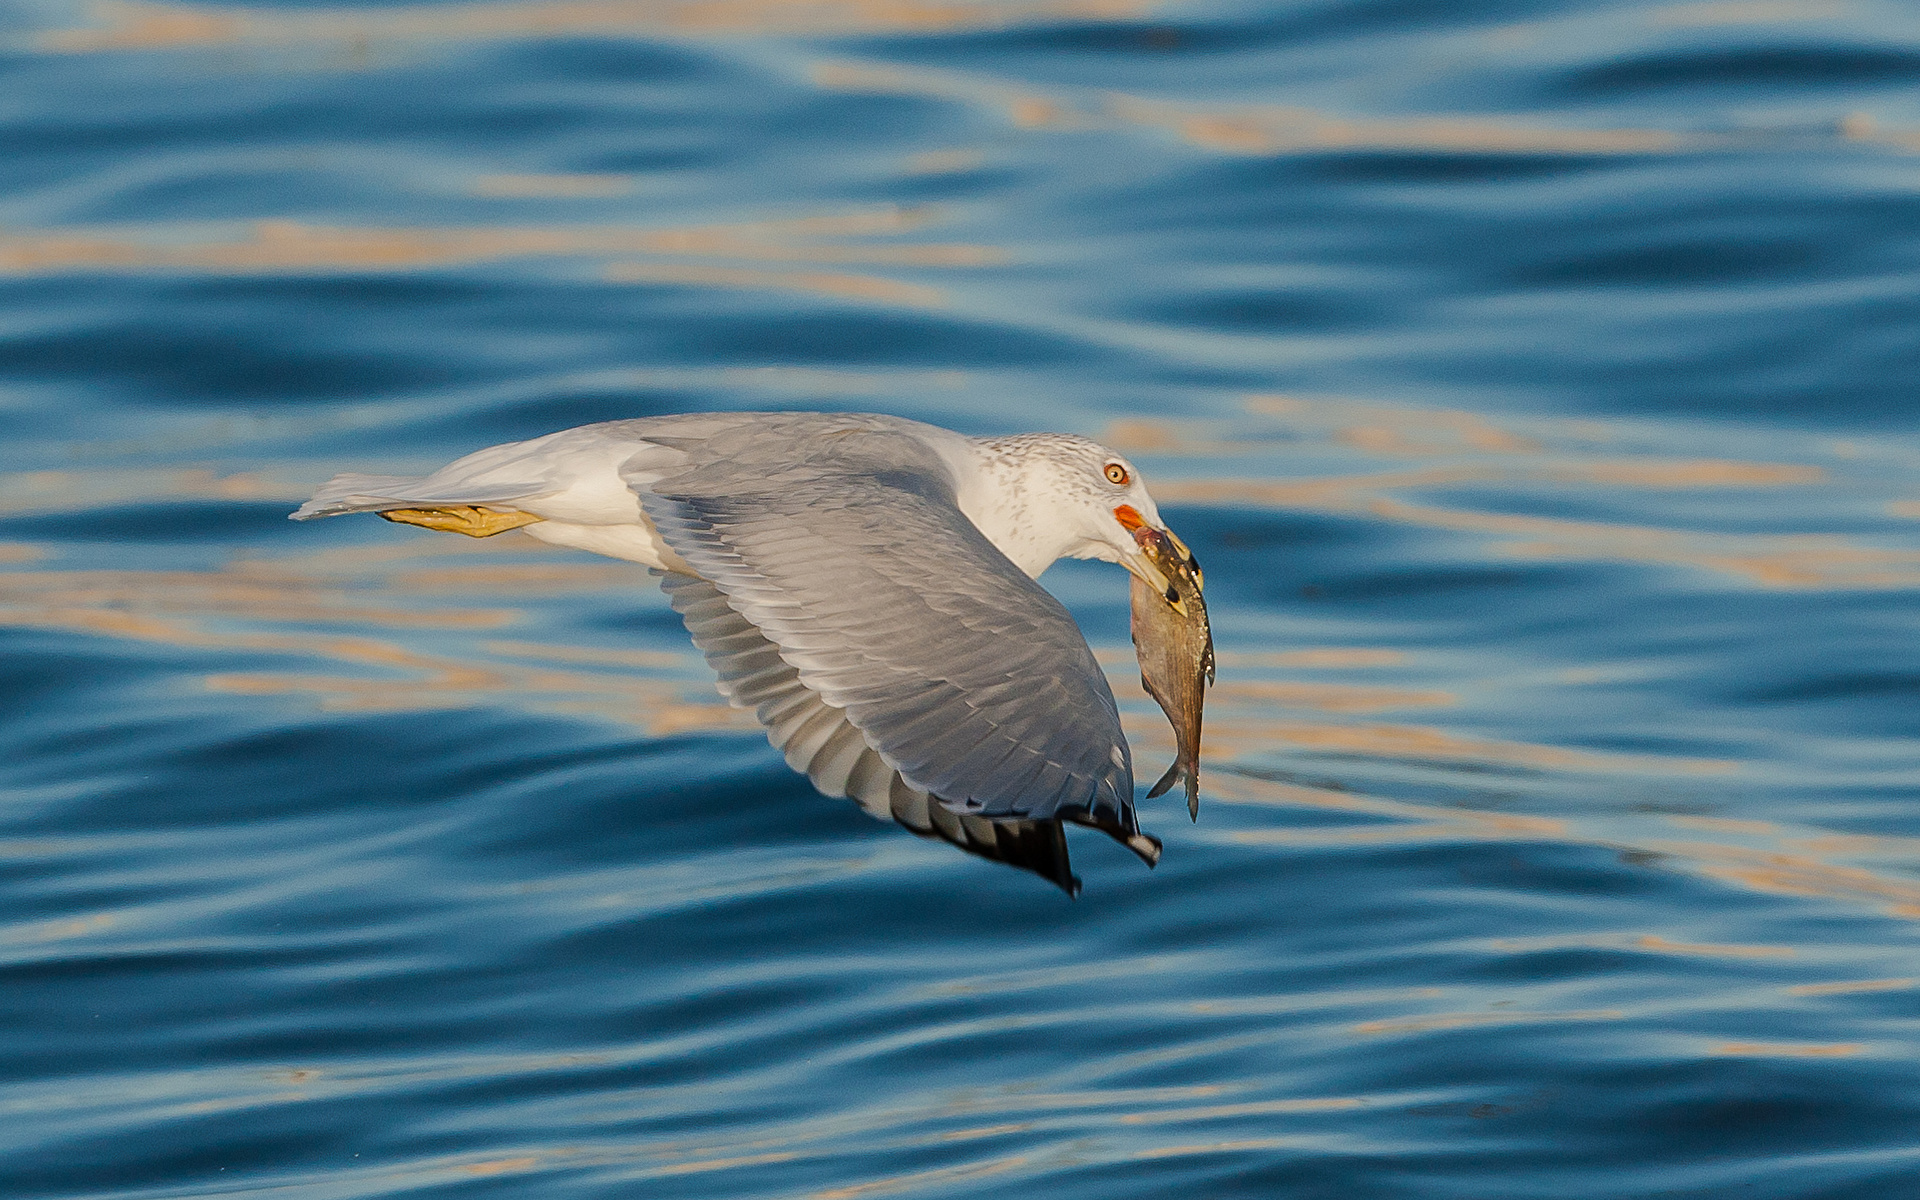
[[6, 0, 1920, 1195]]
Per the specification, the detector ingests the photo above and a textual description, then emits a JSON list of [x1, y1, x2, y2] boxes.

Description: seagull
[[292, 411, 1196, 893]]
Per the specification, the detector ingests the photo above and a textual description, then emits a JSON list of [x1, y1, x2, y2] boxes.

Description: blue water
[[5, 0, 1920, 1195]]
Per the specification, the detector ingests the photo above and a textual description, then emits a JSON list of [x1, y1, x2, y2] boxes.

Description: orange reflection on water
[[1709, 1042, 1864, 1057], [1370, 496, 1920, 590], [1634, 935, 1794, 959], [1204, 771, 1573, 849], [1350, 1009, 1621, 1036], [0, 209, 996, 310], [813, 60, 1086, 131], [1654, 840, 1920, 920], [1207, 717, 1730, 775], [1784, 978, 1912, 997], [1219, 649, 1406, 669], [1116, 1097, 1364, 1124], [1144, 405, 1901, 590], [811, 58, 1688, 159], [1246, 396, 1544, 457], [0, 467, 286, 516], [1094, 646, 1405, 670], [1662, 822, 1920, 929], [382, 562, 641, 593], [606, 262, 947, 307], [1483, 932, 1797, 959], [205, 630, 749, 734], [461, 1158, 540, 1178], [1390, 495, 1920, 591], [1107, 94, 1686, 157], [1111, 672, 1451, 715], [1243, 397, 1830, 491], [1122, 394, 1905, 592], [1841, 114, 1920, 155], [0, 528, 754, 738], [809, 1151, 1035, 1198], [1568, 460, 1823, 488], [39, 0, 1150, 53], [484, 639, 684, 670], [1127, 1138, 1302, 1159], [0, 213, 995, 274], [1121, 696, 1730, 815], [0, 561, 511, 634], [1207, 680, 1453, 714], [1101, 418, 1252, 458], [1211, 769, 1920, 936], [1149, 467, 1485, 512], [0, 912, 118, 945]]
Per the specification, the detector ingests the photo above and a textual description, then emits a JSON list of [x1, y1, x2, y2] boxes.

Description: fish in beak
[[1128, 524, 1214, 820], [1114, 504, 1178, 606]]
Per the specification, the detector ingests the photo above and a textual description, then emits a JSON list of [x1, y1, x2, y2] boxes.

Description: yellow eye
[[1104, 463, 1130, 486]]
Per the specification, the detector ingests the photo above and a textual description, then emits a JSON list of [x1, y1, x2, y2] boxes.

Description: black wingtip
[[907, 804, 1085, 894], [1063, 812, 1161, 869], [1125, 830, 1163, 867]]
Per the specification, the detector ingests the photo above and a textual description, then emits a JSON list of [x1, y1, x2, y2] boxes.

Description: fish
[[1129, 526, 1214, 820]]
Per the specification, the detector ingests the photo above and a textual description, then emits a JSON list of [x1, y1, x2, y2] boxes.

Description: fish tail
[[1186, 775, 1200, 822], [1147, 758, 1184, 800]]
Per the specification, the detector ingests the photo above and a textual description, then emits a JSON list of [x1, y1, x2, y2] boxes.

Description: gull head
[[965, 433, 1194, 597]]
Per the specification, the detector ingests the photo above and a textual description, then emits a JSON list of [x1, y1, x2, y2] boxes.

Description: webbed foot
[[378, 506, 542, 537]]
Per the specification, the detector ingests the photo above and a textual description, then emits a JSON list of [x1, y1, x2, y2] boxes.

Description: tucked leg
[[378, 506, 543, 537]]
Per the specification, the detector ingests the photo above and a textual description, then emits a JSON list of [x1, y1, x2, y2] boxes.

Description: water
[[5, 0, 1920, 1195]]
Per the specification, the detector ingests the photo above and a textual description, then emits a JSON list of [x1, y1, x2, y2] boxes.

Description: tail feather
[[290, 473, 544, 520]]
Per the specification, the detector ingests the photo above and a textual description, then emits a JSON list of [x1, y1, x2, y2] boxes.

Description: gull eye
[[1104, 463, 1130, 486]]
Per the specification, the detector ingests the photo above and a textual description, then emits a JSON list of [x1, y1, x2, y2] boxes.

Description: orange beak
[[1114, 508, 1176, 601]]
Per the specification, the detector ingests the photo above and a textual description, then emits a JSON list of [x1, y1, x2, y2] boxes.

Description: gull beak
[[1115, 506, 1188, 614]]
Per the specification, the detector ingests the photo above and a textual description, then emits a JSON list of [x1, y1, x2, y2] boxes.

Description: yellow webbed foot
[[378, 506, 543, 537]]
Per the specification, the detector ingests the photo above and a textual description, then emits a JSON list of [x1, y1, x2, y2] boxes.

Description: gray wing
[[662, 571, 1091, 893], [630, 413, 1138, 835]]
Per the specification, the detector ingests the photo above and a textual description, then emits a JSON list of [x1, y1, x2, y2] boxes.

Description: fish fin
[[1187, 776, 1200, 822], [1146, 758, 1183, 800]]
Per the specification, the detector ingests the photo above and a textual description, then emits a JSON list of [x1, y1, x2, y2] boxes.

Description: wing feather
[[296, 410, 1153, 891], [634, 413, 1136, 833], [661, 570, 1086, 892]]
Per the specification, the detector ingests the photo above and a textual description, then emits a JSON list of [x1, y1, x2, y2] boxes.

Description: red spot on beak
[[1114, 504, 1145, 532]]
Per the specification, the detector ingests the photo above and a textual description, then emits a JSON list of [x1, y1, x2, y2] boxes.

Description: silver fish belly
[[1129, 529, 1214, 820]]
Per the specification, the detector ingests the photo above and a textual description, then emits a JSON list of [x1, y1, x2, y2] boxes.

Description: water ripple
[[6, 0, 1920, 1196]]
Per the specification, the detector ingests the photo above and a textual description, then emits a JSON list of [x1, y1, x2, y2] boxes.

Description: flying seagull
[[292, 411, 1199, 893]]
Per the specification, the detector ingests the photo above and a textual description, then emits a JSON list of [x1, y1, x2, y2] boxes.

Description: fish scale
[[1130, 529, 1214, 821]]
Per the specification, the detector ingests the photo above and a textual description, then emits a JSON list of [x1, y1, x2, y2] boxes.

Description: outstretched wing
[[629, 413, 1138, 835], [662, 571, 1090, 893]]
